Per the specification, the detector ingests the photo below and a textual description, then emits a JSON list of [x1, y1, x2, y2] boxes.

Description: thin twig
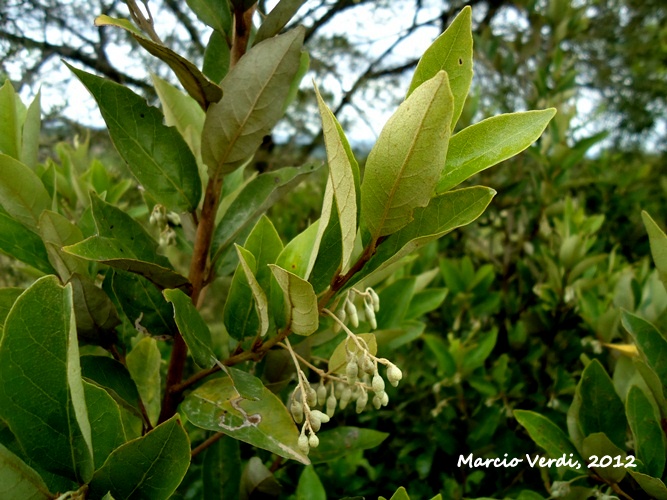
[[191, 432, 225, 458]]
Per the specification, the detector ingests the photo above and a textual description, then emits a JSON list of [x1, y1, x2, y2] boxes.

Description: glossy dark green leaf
[[108, 270, 177, 336], [642, 211, 667, 292], [626, 385, 666, 477], [514, 410, 584, 472], [80, 355, 142, 415], [39, 210, 87, 280], [255, 0, 307, 43], [212, 164, 316, 263], [164, 288, 215, 368], [0, 443, 52, 500], [126, 337, 162, 426], [0, 154, 51, 231], [68, 273, 120, 346], [407, 5, 472, 129], [307, 427, 389, 464], [581, 432, 627, 483], [628, 471, 667, 500], [0, 276, 93, 483], [0, 287, 22, 330], [436, 109, 557, 193], [361, 71, 453, 240], [202, 435, 241, 500], [202, 27, 304, 176], [352, 187, 495, 288], [622, 310, 667, 400], [296, 466, 326, 500], [576, 359, 627, 449], [83, 381, 126, 469], [88, 416, 191, 500], [270, 264, 319, 335], [182, 377, 309, 464], [0, 206, 54, 274], [68, 64, 202, 212]]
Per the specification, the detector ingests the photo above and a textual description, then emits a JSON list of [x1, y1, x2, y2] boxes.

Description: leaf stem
[[191, 432, 224, 458]]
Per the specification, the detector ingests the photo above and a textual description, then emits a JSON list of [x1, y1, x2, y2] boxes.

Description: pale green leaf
[[0, 80, 22, 160], [328, 333, 377, 374], [202, 27, 304, 175], [628, 471, 667, 500], [407, 5, 472, 129], [164, 288, 215, 368], [21, 90, 41, 169], [275, 220, 320, 279], [126, 337, 162, 426], [269, 264, 319, 335], [83, 381, 126, 469], [236, 245, 270, 337], [436, 109, 556, 193], [39, 210, 87, 281], [68, 64, 202, 212], [0, 206, 54, 274], [514, 410, 584, 472], [0, 154, 51, 230], [255, 0, 308, 44], [88, 416, 191, 500], [361, 71, 453, 240], [182, 377, 310, 464], [581, 433, 627, 483], [315, 84, 357, 273], [389, 486, 411, 500], [0, 276, 93, 483], [642, 211, 667, 293], [0, 443, 52, 500]]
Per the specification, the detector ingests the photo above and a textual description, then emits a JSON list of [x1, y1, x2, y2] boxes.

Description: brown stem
[[230, 4, 256, 67], [191, 432, 225, 458]]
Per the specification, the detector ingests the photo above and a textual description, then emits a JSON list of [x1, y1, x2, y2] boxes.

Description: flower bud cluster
[[149, 204, 180, 247], [290, 378, 332, 455], [332, 288, 380, 332]]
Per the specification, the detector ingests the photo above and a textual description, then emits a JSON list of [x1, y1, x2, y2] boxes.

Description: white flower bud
[[317, 383, 327, 406], [335, 382, 345, 399], [355, 390, 368, 413], [310, 414, 321, 432], [291, 401, 303, 423], [367, 288, 380, 312], [372, 394, 382, 409], [387, 364, 403, 387], [372, 373, 385, 393], [308, 433, 320, 448], [298, 434, 309, 454], [364, 300, 377, 330], [339, 387, 352, 409], [346, 359, 358, 384], [306, 386, 318, 408], [345, 298, 359, 328], [310, 410, 330, 424], [381, 391, 389, 406], [326, 394, 337, 417]]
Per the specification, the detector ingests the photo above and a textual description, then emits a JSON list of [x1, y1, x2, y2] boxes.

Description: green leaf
[[389, 486, 411, 500], [315, 84, 358, 273], [0, 288, 22, 331], [622, 310, 667, 401], [186, 0, 232, 34], [307, 426, 389, 464], [269, 264, 319, 335], [628, 471, 667, 500], [0, 443, 52, 500], [94, 15, 223, 109], [244, 215, 284, 292], [80, 356, 143, 416], [0, 80, 22, 160], [581, 433, 627, 483], [88, 416, 191, 500], [256, 0, 307, 43], [514, 410, 584, 472], [68, 64, 202, 212], [21, 90, 41, 169], [202, 27, 304, 176], [461, 328, 498, 374], [68, 273, 120, 345], [296, 466, 326, 500], [422, 334, 456, 377], [626, 385, 666, 477], [406, 288, 448, 320], [0, 154, 51, 231], [407, 5, 472, 129], [83, 381, 126, 469], [203, 30, 231, 84], [328, 333, 377, 375], [126, 337, 162, 426], [240, 456, 282, 497], [238, 245, 270, 336], [202, 435, 241, 500], [275, 220, 321, 279], [361, 71, 453, 240], [642, 211, 667, 293], [0, 276, 93, 483], [436, 109, 557, 193], [151, 73, 206, 161], [212, 163, 317, 262], [39, 210, 87, 280], [576, 359, 627, 449], [64, 194, 190, 290], [0, 206, 54, 274], [376, 277, 416, 329], [634, 359, 667, 418], [107, 270, 177, 336], [164, 288, 215, 368], [353, 186, 495, 288], [182, 377, 310, 464]]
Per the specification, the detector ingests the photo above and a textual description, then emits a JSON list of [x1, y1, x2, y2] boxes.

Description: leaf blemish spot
[[458, 58, 463, 65]]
